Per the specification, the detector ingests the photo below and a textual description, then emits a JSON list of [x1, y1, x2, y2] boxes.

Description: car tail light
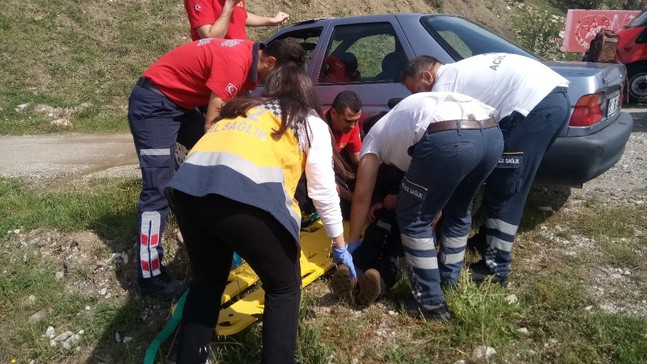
[[569, 93, 603, 127]]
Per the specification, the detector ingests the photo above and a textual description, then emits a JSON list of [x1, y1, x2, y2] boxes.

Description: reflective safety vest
[[167, 102, 306, 242]]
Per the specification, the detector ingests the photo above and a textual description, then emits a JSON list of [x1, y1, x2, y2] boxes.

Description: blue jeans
[[483, 90, 570, 277], [127, 85, 204, 278], [397, 126, 503, 305]]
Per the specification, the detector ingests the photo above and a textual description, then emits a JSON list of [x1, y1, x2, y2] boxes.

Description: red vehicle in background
[[616, 9, 647, 103]]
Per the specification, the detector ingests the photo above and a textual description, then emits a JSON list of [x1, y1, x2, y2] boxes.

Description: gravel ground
[[569, 107, 647, 205]]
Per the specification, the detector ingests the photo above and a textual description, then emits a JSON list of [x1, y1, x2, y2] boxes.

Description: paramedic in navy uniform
[[349, 91, 503, 319], [402, 53, 570, 286]]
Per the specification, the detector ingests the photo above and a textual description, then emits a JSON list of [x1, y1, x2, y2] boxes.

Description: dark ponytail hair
[[218, 64, 321, 143]]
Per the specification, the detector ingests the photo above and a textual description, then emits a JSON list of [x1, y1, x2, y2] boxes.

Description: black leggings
[[168, 190, 301, 364]]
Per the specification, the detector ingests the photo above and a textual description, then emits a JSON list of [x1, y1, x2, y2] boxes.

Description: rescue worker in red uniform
[[184, 0, 289, 41], [127, 38, 305, 300]]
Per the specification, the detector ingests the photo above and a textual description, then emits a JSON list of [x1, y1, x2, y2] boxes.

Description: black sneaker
[[139, 270, 188, 301], [356, 268, 381, 307], [469, 260, 509, 287], [330, 264, 354, 304], [397, 295, 452, 321]]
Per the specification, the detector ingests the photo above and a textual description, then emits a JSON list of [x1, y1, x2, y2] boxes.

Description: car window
[[274, 27, 323, 73], [318, 22, 406, 84], [421, 15, 537, 61]]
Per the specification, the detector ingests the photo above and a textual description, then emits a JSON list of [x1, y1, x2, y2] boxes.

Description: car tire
[[627, 64, 647, 104]]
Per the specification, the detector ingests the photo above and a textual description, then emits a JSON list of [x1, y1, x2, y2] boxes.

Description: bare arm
[[349, 153, 380, 242], [205, 92, 225, 132], [331, 234, 345, 248], [245, 11, 289, 27], [195, 0, 241, 39]]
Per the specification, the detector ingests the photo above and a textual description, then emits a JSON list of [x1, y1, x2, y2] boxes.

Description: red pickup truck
[[616, 9, 647, 103]]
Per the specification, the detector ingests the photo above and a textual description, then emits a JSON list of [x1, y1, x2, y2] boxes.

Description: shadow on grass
[[471, 184, 572, 236]]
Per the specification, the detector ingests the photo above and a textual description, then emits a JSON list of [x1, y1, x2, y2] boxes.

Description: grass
[[0, 0, 189, 135], [0, 177, 140, 243], [1, 178, 646, 363]]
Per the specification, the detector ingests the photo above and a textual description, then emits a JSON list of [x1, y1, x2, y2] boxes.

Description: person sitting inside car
[[319, 52, 361, 83]]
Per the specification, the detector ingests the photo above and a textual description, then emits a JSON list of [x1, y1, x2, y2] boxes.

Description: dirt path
[[0, 133, 139, 186], [0, 108, 645, 189]]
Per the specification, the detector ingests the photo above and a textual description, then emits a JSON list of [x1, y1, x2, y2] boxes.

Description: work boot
[[330, 264, 354, 304], [397, 295, 452, 321], [356, 268, 381, 307], [469, 260, 509, 287], [139, 269, 188, 301]]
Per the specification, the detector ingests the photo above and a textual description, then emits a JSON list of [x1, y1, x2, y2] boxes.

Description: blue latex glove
[[347, 239, 362, 254], [332, 244, 357, 279]]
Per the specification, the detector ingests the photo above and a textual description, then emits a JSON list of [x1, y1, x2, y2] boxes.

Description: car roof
[[289, 13, 461, 27]]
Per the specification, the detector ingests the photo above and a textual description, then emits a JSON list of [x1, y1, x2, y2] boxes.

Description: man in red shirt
[[185, 0, 289, 40], [128, 38, 305, 300], [324, 90, 363, 216], [325, 90, 363, 165]]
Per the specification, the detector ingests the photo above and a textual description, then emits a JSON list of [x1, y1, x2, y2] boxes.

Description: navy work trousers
[[482, 89, 571, 277], [127, 85, 204, 279], [396, 125, 504, 306], [167, 191, 301, 364]]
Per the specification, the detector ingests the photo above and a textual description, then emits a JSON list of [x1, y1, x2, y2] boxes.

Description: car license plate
[[607, 95, 620, 117]]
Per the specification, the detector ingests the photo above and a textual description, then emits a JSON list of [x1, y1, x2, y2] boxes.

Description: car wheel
[[627, 64, 647, 104]]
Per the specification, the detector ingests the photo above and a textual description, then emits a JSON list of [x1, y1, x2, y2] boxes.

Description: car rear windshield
[[420, 15, 537, 61]]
